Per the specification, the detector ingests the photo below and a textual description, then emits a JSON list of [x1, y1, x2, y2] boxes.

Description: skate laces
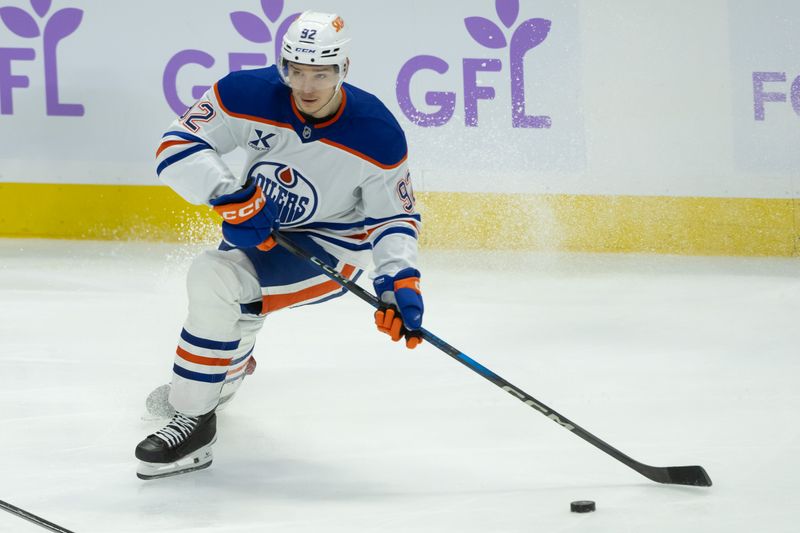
[[153, 412, 199, 448]]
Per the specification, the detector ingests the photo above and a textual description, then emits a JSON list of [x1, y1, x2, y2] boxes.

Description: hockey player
[[135, 11, 424, 480]]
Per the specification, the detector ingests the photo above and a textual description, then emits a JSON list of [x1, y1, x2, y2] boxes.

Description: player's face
[[286, 63, 339, 116]]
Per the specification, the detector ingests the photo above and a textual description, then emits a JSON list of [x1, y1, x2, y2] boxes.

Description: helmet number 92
[[300, 29, 317, 40]]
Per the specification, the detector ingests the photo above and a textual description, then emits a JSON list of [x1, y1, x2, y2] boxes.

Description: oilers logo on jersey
[[247, 162, 318, 227]]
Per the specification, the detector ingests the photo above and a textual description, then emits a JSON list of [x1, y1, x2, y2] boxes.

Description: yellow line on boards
[[0, 183, 797, 256], [418, 192, 799, 257]]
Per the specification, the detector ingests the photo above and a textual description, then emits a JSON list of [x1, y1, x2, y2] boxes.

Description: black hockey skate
[[135, 411, 216, 480]]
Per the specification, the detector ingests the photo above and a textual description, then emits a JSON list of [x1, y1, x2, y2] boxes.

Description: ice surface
[[1, 239, 798, 533]]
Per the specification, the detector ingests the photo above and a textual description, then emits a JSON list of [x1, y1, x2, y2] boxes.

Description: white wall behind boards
[[0, 0, 797, 198]]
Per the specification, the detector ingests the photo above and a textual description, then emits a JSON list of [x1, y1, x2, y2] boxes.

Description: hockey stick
[[273, 231, 712, 487], [0, 499, 75, 533]]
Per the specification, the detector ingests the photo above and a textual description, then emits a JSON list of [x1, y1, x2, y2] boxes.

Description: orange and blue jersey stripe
[[299, 215, 421, 252], [260, 263, 360, 313], [156, 131, 213, 176], [172, 328, 244, 384], [225, 348, 255, 383]]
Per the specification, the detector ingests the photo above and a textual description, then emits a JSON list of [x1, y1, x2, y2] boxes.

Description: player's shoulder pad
[[214, 66, 289, 120], [327, 83, 408, 169]]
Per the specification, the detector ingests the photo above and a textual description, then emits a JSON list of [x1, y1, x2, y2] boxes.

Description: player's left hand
[[373, 268, 424, 349], [210, 181, 280, 250]]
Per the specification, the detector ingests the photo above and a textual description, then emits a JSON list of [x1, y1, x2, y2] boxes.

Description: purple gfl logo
[[163, 0, 299, 115], [396, 0, 551, 128], [752, 71, 800, 121], [0, 0, 83, 116]]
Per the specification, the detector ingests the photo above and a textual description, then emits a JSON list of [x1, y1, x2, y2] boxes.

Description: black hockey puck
[[570, 500, 596, 513]]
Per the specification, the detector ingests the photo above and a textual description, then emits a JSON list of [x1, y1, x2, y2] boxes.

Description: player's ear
[[343, 58, 350, 79]]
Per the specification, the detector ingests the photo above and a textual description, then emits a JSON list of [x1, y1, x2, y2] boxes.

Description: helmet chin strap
[[320, 88, 341, 114], [316, 60, 348, 116]]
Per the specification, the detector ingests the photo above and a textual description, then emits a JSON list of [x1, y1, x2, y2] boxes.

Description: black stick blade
[[637, 464, 712, 486], [665, 465, 712, 486]]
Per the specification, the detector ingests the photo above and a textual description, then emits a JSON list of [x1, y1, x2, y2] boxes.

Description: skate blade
[[136, 443, 213, 480]]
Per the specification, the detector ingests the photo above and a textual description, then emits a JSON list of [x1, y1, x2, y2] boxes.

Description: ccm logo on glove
[[214, 187, 266, 223], [210, 182, 280, 250]]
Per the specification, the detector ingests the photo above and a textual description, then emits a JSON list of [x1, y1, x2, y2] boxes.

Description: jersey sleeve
[[360, 159, 422, 278], [155, 82, 247, 205]]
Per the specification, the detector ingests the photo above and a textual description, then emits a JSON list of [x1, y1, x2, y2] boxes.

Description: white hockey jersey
[[156, 66, 420, 277]]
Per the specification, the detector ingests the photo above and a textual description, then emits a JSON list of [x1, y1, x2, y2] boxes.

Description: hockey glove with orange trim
[[373, 268, 424, 349], [211, 181, 280, 251]]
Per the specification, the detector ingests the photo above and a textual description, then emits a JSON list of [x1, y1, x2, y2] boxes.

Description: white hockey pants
[[169, 248, 264, 416]]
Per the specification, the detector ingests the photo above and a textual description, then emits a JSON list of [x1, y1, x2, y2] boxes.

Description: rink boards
[[0, 183, 796, 257]]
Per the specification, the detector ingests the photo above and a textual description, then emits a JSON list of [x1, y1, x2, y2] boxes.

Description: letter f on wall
[[0, 48, 35, 115], [752, 72, 786, 121]]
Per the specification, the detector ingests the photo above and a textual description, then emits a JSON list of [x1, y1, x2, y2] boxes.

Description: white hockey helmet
[[279, 11, 351, 90]]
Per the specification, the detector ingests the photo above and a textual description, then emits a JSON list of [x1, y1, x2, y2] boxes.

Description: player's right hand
[[210, 181, 280, 250]]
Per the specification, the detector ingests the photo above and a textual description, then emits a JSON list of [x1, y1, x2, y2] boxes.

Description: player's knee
[[186, 250, 242, 304]]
